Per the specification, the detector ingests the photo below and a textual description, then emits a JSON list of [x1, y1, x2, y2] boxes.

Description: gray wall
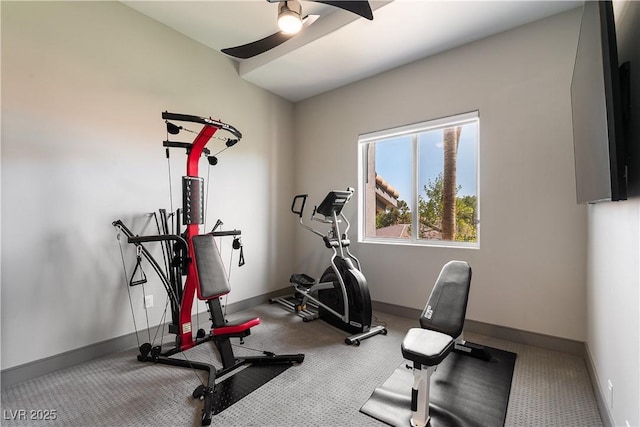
[[585, 2, 640, 426], [1, 1, 296, 370], [294, 9, 588, 341]]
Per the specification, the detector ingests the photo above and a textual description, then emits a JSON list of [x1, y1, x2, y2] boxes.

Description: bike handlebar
[[291, 194, 308, 218]]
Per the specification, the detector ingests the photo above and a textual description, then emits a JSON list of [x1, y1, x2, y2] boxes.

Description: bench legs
[[402, 328, 454, 427], [409, 362, 436, 427]]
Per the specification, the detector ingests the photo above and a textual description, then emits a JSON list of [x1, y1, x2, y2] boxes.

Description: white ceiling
[[122, 0, 582, 102]]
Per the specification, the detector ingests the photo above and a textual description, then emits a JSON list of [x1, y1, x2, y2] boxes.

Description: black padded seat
[[401, 328, 454, 367]]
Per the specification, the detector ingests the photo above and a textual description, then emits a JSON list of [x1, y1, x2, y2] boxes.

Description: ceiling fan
[[221, 0, 374, 60]]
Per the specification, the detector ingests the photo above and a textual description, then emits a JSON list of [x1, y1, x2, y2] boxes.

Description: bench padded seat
[[401, 328, 454, 367]]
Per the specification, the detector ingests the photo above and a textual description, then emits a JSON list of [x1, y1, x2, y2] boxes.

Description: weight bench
[[193, 234, 304, 369], [400, 260, 491, 427], [193, 234, 263, 367], [191, 234, 304, 424]]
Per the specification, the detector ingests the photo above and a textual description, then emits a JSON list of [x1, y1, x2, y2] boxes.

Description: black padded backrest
[[419, 260, 471, 338], [192, 234, 231, 300]]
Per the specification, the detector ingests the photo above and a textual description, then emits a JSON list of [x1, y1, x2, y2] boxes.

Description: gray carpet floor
[[1, 303, 603, 426]]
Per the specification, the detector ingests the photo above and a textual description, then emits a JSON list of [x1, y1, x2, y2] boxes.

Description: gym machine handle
[[112, 220, 188, 257], [162, 111, 242, 140], [209, 230, 241, 237], [125, 233, 189, 254], [163, 141, 211, 156], [291, 194, 308, 218]]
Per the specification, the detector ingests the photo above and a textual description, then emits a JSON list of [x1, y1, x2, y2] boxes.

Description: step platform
[[290, 273, 316, 288]]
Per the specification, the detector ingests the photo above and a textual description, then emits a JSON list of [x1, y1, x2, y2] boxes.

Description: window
[[358, 111, 479, 247]]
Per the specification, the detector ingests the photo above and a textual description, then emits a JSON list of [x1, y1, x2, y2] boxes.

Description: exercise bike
[[270, 188, 386, 345]]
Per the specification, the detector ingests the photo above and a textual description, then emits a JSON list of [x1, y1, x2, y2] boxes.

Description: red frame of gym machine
[[164, 112, 242, 351]]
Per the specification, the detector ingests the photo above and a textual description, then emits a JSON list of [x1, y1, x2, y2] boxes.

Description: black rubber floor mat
[[360, 345, 517, 427], [212, 363, 291, 415]]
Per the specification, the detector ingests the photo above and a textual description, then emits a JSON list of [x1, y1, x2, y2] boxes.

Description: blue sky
[[375, 122, 478, 205]]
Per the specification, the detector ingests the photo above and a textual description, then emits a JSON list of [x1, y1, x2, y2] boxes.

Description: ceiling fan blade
[[221, 15, 319, 59], [222, 32, 293, 59], [313, 1, 373, 20]]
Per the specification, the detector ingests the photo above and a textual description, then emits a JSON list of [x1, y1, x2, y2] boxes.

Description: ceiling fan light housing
[[278, 1, 303, 34]]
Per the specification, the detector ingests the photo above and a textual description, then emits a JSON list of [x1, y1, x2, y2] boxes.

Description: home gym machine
[[270, 188, 386, 345], [113, 112, 304, 426]]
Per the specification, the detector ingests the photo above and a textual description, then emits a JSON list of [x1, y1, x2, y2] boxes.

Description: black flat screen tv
[[571, 0, 628, 204]]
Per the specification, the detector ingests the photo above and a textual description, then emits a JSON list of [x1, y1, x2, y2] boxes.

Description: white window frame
[[357, 111, 480, 248]]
